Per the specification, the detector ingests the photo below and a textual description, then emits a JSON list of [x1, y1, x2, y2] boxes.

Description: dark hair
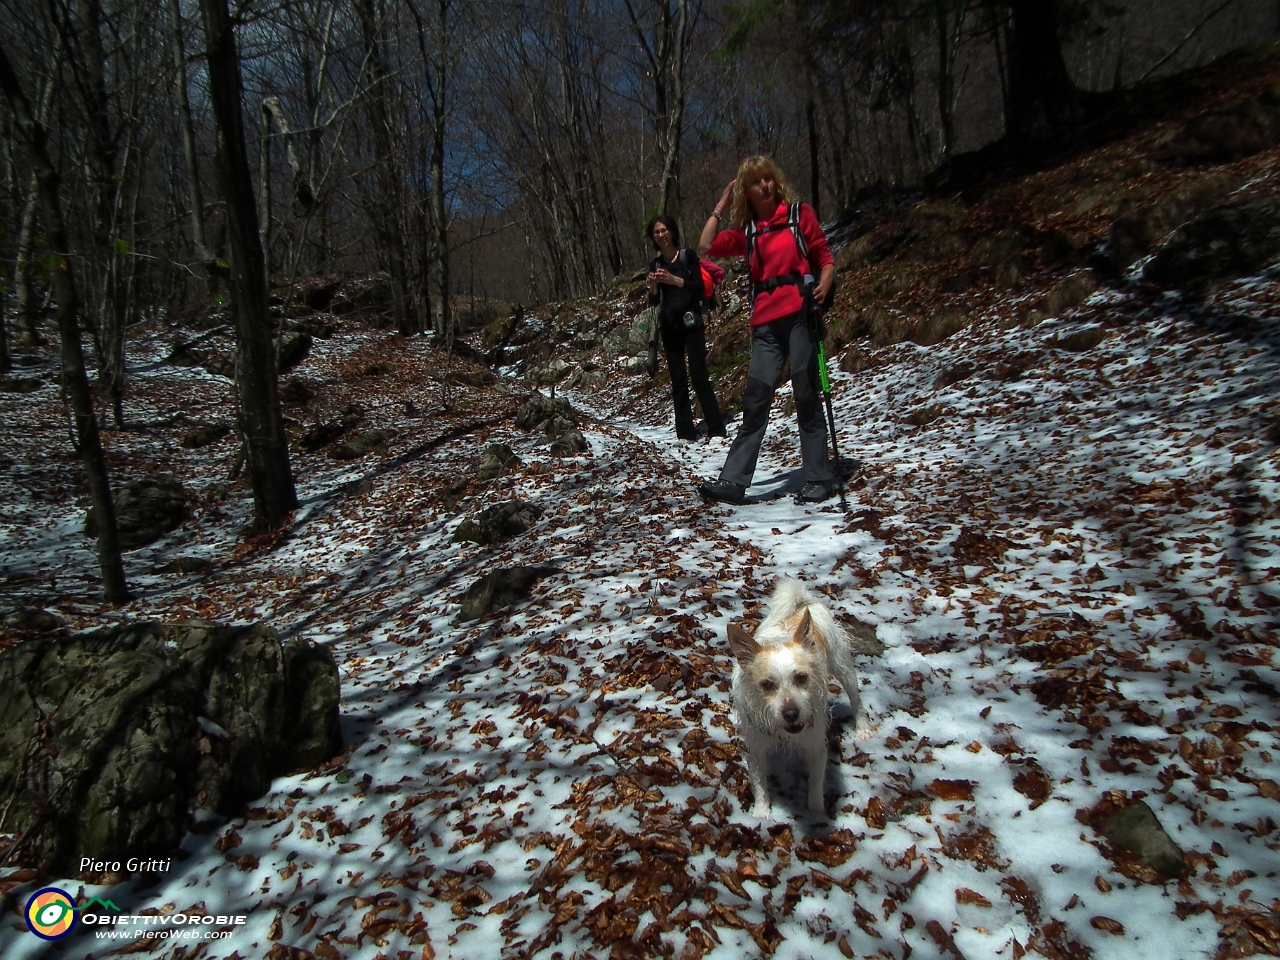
[[646, 215, 680, 249]]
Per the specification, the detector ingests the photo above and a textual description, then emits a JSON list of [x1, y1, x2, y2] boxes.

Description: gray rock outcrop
[[456, 566, 558, 622], [1144, 198, 1280, 290], [85, 474, 190, 551], [549, 429, 590, 457], [515, 395, 578, 435], [0, 621, 341, 874], [471, 444, 522, 481], [1100, 799, 1185, 878], [453, 500, 543, 545]]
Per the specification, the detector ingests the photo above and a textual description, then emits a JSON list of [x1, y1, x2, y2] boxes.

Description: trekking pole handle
[[801, 274, 832, 393]]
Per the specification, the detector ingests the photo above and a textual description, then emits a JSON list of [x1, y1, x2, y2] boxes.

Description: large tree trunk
[[11, 171, 43, 345], [355, 0, 418, 335], [625, 0, 691, 220], [432, 0, 451, 342], [169, 0, 211, 268], [656, 0, 689, 219], [58, 0, 129, 426], [1006, 0, 1078, 140], [198, 0, 298, 531], [0, 43, 129, 602], [9, 60, 57, 347]]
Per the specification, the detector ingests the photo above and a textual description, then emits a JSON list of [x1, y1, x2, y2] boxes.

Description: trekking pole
[[804, 277, 850, 513]]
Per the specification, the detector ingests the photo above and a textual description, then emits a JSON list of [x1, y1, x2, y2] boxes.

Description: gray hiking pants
[[718, 310, 833, 488]]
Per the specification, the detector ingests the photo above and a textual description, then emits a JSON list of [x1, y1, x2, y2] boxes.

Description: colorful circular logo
[[25, 887, 78, 940]]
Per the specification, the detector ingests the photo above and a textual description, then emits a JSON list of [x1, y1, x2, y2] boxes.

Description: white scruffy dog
[[728, 578, 871, 817]]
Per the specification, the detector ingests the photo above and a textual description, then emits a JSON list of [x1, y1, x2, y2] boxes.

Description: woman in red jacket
[[695, 155, 837, 504]]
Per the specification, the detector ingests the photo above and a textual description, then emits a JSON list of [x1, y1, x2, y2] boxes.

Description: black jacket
[[648, 248, 702, 324]]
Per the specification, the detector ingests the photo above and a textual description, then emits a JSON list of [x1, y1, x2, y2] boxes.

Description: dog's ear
[[727, 622, 761, 664], [792, 609, 820, 650]]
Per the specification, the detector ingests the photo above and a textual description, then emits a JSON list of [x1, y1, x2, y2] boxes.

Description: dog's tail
[[770, 577, 846, 648], [769, 577, 819, 620]]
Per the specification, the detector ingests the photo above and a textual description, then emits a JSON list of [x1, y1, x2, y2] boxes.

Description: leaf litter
[[2, 237, 1280, 960]]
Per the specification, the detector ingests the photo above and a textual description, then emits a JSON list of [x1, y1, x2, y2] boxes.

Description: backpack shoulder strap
[[788, 202, 809, 262]]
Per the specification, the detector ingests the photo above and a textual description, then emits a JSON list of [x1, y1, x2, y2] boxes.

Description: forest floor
[[0, 249, 1278, 960], [3, 40, 1280, 960]]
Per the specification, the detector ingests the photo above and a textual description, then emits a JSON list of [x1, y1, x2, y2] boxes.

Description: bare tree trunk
[[625, 0, 693, 219], [401, 0, 438, 333], [12, 171, 43, 345], [935, 1, 958, 161], [56, 0, 129, 427], [259, 105, 272, 277], [355, 0, 418, 335], [1005, 0, 1077, 140], [7, 63, 57, 346], [656, 0, 689, 218], [169, 0, 212, 267], [0, 42, 129, 602], [421, 0, 452, 340], [198, 0, 297, 531], [262, 97, 315, 217]]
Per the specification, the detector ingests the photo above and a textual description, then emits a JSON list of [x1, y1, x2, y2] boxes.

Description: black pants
[[661, 315, 725, 440], [719, 310, 832, 486]]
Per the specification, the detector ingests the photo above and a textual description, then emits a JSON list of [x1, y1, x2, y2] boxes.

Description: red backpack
[[690, 251, 725, 313]]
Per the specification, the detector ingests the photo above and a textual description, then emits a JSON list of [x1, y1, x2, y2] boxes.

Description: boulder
[[453, 500, 543, 546], [280, 378, 316, 407], [1144, 199, 1280, 289], [1100, 800, 1185, 878], [0, 621, 341, 874], [204, 353, 236, 379], [2, 606, 66, 635], [0, 377, 45, 393], [329, 428, 393, 460], [471, 443, 522, 482], [532, 358, 572, 385], [516, 394, 577, 433], [165, 342, 206, 368], [602, 313, 656, 358], [456, 566, 558, 622], [329, 275, 394, 318], [179, 422, 232, 449], [549, 429, 590, 457], [85, 474, 189, 551], [1105, 173, 1245, 272], [277, 332, 313, 371], [1161, 89, 1280, 166]]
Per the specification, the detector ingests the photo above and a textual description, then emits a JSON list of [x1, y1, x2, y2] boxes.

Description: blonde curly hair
[[728, 155, 799, 229]]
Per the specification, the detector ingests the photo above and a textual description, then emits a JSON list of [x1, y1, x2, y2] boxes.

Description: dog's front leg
[[805, 737, 828, 814], [743, 738, 773, 817]]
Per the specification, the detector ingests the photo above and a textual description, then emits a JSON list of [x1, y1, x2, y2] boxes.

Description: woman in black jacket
[[647, 215, 726, 441]]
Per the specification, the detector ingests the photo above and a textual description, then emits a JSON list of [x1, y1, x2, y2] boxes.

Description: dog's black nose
[[782, 705, 799, 724]]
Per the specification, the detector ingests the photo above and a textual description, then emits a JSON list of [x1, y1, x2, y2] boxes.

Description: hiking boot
[[697, 480, 746, 504], [794, 480, 836, 504]]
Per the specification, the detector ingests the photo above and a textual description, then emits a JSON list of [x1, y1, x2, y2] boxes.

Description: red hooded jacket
[[708, 201, 833, 326]]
